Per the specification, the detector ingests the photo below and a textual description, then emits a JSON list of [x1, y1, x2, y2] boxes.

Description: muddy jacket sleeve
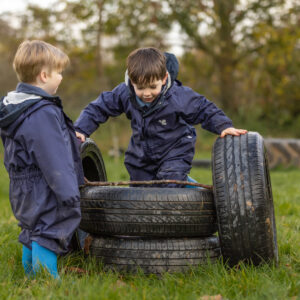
[[74, 84, 126, 136], [177, 86, 233, 134], [22, 105, 80, 207]]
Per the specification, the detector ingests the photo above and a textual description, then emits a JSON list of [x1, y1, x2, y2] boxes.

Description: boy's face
[[132, 73, 168, 103], [42, 69, 63, 95]]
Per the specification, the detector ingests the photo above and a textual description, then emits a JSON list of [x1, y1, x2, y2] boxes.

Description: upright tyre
[[212, 132, 278, 266], [72, 139, 107, 251], [80, 138, 107, 182], [86, 235, 221, 274]]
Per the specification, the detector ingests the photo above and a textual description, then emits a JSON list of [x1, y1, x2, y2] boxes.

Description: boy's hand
[[76, 131, 86, 142], [220, 127, 248, 138]]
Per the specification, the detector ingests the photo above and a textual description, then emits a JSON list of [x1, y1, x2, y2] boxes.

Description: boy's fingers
[[75, 132, 86, 142], [231, 129, 247, 136], [220, 128, 248, 138], [220, 131, 228, 138], [229, 131, 240, 136], [236, 129, 248, 135]]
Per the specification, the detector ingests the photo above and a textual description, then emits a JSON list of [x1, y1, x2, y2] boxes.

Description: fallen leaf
[[84, 235, 93, 255], [199, 294, 223, 300], [64, 266, 89, 275], [110, 279, 127, 290]]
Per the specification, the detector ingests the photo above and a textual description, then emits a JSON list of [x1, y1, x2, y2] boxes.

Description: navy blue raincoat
[[75, 53, 233, 185], [0, 83, 84, 255]]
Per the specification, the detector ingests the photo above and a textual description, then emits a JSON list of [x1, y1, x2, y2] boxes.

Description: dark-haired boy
[[75, 47, 247, 186]]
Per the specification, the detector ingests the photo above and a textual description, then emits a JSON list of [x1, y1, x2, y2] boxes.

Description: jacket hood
[[164, 52, 179, 84], [3, 91, 42, 106], [124, 52, 179, 116], [0, 93, 41, 129], [0, 83, 61, 134]]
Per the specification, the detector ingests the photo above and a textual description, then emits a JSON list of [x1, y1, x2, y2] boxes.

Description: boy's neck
[[18, 82, 50, 97], [24, 81, 49, 94], [29, 81, 44, 90]]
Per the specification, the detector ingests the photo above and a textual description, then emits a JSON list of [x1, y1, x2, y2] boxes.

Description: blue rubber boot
[[32, 241, 60, 280], [185, 176, 204, 189], [22, 244, 33, 277]]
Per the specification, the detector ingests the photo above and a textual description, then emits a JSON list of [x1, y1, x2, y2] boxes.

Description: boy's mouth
[[143, 97, 154, 102]]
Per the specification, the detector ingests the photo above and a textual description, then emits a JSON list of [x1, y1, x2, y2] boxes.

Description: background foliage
[[0, 2, 299, 297], [0, 0, 299, 150]]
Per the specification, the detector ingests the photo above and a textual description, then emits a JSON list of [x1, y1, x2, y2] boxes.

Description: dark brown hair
[[13, 40, 69, 83], [127, 47, 166, 85]]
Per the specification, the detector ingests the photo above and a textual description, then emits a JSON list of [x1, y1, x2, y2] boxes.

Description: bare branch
[[82, 178, 213, 190]]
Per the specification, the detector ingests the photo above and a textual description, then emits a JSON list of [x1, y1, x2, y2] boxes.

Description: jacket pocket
[[9, 167, 44, 229]]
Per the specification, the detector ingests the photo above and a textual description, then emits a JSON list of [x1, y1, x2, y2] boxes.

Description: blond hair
[[13, 40, 69, 83], [127, 47, 166, 85]]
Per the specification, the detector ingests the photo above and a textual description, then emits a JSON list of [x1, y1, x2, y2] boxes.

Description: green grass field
[[0, 144, 299, 300]]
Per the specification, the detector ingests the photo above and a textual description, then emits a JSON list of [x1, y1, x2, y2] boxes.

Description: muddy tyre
[[264, 138, 300, 168], [86, 235, 221, 274], [80, 186, 217, 237], [212, 132, 278, 266]]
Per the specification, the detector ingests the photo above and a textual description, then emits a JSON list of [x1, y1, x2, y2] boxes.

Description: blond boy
[[0, 40, 84, 279]]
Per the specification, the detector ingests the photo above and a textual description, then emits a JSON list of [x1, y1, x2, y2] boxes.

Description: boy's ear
[[39, 68, 49, 83], [162, 72, 168, 84]]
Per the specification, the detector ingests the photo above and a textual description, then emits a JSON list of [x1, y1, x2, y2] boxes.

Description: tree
[[0, 16, 20, 96], [245, 4, 300, 128], [163, 0, 288, 112]]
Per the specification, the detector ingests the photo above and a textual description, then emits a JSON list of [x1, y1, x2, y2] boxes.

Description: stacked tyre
[[79, 132, 278, 274], [79, 139, 221, 274]]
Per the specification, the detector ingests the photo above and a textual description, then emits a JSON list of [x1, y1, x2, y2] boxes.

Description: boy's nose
[[143, 89, 151, 96]]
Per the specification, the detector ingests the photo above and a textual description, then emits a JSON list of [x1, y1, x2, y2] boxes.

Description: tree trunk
[[214, 0, 238, 112], [96, 0, 104, 79], [217, 59, 237, 112]]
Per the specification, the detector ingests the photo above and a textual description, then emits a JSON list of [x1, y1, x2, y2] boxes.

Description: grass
[[0, 142, 299, 300]]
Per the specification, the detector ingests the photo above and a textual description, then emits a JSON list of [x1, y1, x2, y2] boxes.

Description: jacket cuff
[[74, 127, 89, 137]]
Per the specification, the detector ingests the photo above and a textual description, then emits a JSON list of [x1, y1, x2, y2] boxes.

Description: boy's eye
[[136, 85, 157, 90], [135, 84, 157, 90]]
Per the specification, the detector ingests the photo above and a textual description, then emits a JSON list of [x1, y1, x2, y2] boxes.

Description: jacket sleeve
[[23, 105, 80, 207], [177, 86, 233, 134], [74, 83, 126, 136]]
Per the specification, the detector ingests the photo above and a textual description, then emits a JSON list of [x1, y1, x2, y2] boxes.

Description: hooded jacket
[[0, 83, 84, 255], [75, 53, 233, 180]]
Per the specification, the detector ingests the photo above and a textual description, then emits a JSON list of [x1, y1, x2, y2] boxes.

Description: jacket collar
[[0, 83, 63, 129], [16, 82, 62, 106], [16, 82, 59, 100]]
